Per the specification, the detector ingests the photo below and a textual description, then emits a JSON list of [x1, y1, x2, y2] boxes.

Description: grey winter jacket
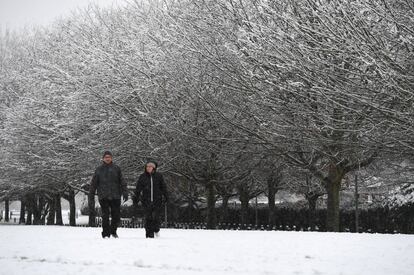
[[89, 162, 128, 200]]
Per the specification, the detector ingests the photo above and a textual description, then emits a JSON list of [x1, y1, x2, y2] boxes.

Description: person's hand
[[123, 193, 128, 202]]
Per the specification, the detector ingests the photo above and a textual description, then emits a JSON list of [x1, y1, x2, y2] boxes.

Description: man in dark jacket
[[89, 151, 128, 238], [134, 160, 168, 238]]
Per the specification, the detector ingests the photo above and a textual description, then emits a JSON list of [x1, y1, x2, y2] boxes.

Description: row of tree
[[0, 0, 413, 231]]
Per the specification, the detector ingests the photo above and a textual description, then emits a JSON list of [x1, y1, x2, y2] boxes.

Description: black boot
[[145, 229, 154, 238]]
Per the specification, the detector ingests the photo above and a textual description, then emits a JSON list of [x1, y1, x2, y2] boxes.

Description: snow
[[1, 225, 413, 275]]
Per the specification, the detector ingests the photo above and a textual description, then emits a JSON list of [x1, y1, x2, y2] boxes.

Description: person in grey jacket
[[89, 151, 128, 238]]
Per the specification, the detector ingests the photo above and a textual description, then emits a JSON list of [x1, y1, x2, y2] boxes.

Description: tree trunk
[[267, 183, 276, 227], [19, 199, 26, 224], [206, 181, 217, 229], [55, 194, 63, 225], [26, 195, 42, 225], [26, 196, 33, 225], [268, 195, 276, 227], [88, 194, 96, 227], [4, 198, 10, 222], [187, 199, 193, 222], [355, 174, 360, 233], [26, 210, 33, 225], [46, 197, 56, 225], [39, 196, 46, 225], [32, 201, 42, 225], [220, 195, 230, 223], [307, 195, 318, 230], [325, 164, 344, 232], [187, 181, 194, 223], [239, 188, 250, 229], [62, 190, 77, 226], [267, 171, 282, 228], [326, 182, 340, 231], [68, 189, 76, 226]]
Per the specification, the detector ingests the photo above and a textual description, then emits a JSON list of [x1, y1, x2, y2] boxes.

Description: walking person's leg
[[153, 206, 162, 237], [99, 199, 111, 238], [110, 199, 121, 238], [145, 206, 155, 238]]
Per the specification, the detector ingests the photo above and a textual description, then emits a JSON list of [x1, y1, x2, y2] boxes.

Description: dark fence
[[87, 203, 414, 234], [167, 205, 414, 234], [9, 203, 411, 234]]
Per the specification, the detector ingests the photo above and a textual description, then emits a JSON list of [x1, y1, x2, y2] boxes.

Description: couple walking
[[89, 151, 168, 239]]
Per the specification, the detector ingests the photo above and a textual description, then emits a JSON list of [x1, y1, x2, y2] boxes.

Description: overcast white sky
[[0, 0, 126, 32]]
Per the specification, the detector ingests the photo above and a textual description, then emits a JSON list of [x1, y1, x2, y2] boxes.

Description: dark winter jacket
[[134, 167, 168, 208], [89, 162, 128, 200]]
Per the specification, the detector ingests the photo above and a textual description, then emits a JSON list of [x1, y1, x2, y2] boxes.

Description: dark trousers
[[99, 198, 121, 236], [144, 204, 162, 237]]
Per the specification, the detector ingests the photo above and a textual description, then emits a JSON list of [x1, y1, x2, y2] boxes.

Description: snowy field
[[1, 225, 413, 275]]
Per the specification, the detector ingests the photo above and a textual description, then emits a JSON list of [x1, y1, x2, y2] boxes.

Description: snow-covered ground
[[0, 225, 413, 275]]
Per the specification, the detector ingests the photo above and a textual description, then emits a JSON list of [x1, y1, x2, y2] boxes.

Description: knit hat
[[103, 151, 113, 158], [146, 162, 156, 168]]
